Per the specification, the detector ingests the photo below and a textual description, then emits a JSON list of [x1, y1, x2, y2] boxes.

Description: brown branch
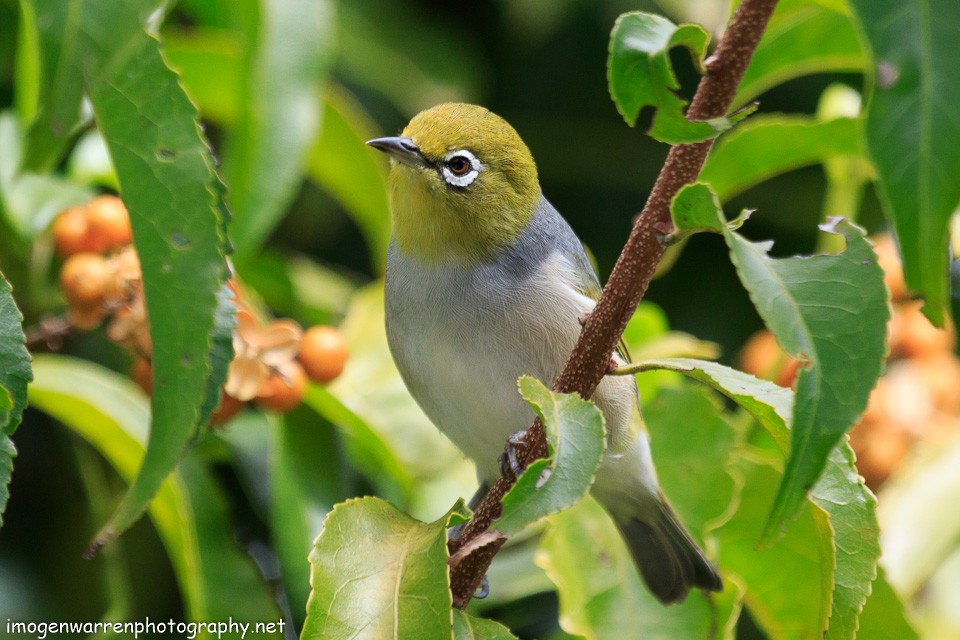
[[24, 315, 73, 351], [449, 0, 780, 607]]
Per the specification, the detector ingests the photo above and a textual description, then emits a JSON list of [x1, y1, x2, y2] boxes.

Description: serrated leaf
[[619, 358, 794, 450], [0, 273, 31, 437], [84, 9, 230, 549], [224, 0, 333, 258], [724, 218, 887, 539], [0, 430, 17, 527], [701, 115, 864, 202], [630, 359, 881, 638], [537, 497, 742, 640], [27, 355, 279, 622], [857, 566, 918, 639], [302, 497, 463, 640], [608, 11, 737, 144], [0, 428, 14, 529], [453, 610, 518, 640], [495, 376, 605, 536], [736, 0, 865, 106], [814, 444, 879, 640], [849, 0, 960, 325], [197, 283, 237, 426], [161, 27, 244, 124]]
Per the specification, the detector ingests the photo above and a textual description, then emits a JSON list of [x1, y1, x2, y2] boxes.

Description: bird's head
[[367, 103, 540, 264]]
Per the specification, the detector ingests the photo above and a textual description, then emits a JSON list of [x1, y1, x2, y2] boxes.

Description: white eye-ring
[[441, 149, 481, 188]]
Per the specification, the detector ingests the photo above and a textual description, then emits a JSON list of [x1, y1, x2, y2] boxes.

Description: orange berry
[[738, 330, 799, 387], [131, 358, 153, 394], [67, 301, 107, 330], [52, 206, 95, 257], [299, 326, 349, 383], [87, 195, 132, 250], [209, 392, 246, 426], [59, 253, 110, 306], [255, 361, 307, 413]]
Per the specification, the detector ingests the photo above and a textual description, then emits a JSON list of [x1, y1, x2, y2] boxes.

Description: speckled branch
[[449, 0, 779, 608]]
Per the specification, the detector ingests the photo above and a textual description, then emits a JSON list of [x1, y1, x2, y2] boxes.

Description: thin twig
[[449, 0, 780, 608], [24, 315, 73, 351]]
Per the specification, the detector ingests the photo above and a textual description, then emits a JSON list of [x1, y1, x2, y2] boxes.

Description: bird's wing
[[556, 221, 633, 365]]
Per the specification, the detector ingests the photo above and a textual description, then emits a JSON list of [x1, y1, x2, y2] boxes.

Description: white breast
[[386, 249, 636, 483]]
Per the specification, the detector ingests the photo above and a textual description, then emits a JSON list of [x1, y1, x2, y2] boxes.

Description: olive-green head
[[367, 103, 540, 264]]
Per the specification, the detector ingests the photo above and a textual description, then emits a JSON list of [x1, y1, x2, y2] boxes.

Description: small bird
[[368, 103, 721, 604]]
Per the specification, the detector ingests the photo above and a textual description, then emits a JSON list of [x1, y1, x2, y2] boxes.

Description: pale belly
[[385, 252, 637, 483]]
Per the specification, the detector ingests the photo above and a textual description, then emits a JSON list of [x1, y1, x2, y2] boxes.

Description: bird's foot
[[498, 430, 528, 482]]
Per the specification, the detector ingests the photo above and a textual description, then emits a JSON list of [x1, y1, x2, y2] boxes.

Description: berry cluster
[[53, 196, 348, 425], [739, 233, 959, 488]]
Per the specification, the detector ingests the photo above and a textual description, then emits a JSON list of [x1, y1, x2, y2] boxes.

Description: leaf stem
[[448, 0, 780, 608]]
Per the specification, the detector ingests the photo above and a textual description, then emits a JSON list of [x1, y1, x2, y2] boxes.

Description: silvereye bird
[[368, 103, 721, 604]]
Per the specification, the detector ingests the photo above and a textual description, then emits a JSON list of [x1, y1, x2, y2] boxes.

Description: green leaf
[[631, 360, 881, 638], [85, 11, 231, 549], [735, 0, 865, 106], [495, 377, 606, 536], [453, 610, 519, 640], [814, 445, 879, 640], [669, 182, 727, 236], [18, 0, 89, 170], [857, 567, 918, 640], [0, 432, 13, 529], [197, 284, 237, 427], [272, 406, 348, 627], [0, 272, 32, 436], [307, 88, 391, 274], [701, 114, 864, 202], [714, 452, 833, 639], [608, 11, 740, 144], [0, 112, 93, 244], [160, 27, 244, 124], [725, 218, 887, 539], [335, 0, 483, 115], [304, 384, 411, 505], [302, 497, 462, 640], [27, 355, 279, 622], [619, 358, 794, 451], [224, 0, 333, 258], [849, 0, 960, 325], [643, 386, 741, 536], [233, 250, 357, 326], [538, 497, 742, 640]]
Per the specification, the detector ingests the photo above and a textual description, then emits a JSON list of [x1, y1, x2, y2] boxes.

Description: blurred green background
[[0, 0, 906, 637]]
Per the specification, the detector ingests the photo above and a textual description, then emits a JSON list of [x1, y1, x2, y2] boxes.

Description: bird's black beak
[[366, 136, 428, 168]]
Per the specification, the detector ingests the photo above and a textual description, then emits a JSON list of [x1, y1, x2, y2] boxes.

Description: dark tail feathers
[[614, 496, 722, 604]]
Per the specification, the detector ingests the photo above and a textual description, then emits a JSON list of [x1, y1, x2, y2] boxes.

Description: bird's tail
[[611, 493, 722, 604]]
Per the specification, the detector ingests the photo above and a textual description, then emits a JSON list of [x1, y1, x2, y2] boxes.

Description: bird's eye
[[441, 150, 481, 188], [446, 155, 472, 176]]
